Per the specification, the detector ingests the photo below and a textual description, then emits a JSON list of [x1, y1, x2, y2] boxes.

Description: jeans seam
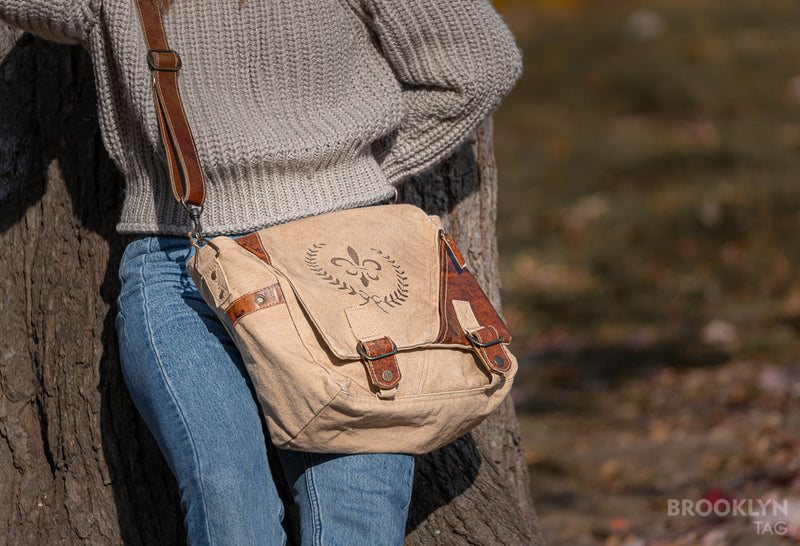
[[303, 452, 324, 546], [403, 457, 415, 514], [139, 238, 215, 545]]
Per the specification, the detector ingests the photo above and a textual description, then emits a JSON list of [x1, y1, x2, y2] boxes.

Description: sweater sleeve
[[0, 0, 101, 45], [359, 0, 522, 184]]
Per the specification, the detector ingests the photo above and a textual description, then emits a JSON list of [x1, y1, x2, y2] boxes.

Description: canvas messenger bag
[[135, 0, 517, 454]]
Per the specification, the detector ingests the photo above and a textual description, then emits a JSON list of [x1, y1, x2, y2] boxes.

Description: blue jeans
[[115, 236, 414, 546]]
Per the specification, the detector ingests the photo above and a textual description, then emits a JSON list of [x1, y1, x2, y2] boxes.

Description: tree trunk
[[0, 33, 544, 545]]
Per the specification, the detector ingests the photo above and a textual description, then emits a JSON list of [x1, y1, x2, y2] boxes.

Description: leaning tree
[[0, 29, 544, 545]]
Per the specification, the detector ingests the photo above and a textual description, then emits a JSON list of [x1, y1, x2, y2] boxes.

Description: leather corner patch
[[436, 239, 512, 346], [236, 232, 272, 264]]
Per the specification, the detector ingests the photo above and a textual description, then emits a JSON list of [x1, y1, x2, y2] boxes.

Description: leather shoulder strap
[[134, 0, 206, 211]]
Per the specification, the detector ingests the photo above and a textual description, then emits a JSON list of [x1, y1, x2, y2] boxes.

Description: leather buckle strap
[[345, 307, 402, 398], [465, 326, 512, 374], [465, 330, 502, 348], [357, 337, 402, 393], [356, 339, 398, 361], [452, 300, 512, 376]]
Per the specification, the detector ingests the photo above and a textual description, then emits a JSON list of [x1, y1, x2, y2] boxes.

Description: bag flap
[[253, 204, 443, 359]]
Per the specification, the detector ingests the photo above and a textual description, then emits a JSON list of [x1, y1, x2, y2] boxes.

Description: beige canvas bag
[[135, 0, 516, 454], [186, 205, 517, 453]]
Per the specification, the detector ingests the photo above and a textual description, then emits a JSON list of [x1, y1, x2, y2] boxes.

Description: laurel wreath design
[[370, 248, 409, 309], [304, 244, 358, 296], [304, 243, 409, 312]]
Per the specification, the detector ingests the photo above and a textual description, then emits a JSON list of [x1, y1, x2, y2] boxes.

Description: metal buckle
[[180, 199, 206, 248], [147, 49, 182, 72], [357, 339, 398, 361], [466, 330, 503, 348]]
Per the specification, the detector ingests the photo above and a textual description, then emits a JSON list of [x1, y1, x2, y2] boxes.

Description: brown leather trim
[[436, 236, 449, 341], [153, 71, 206, 205], [225, 283, 285, 325], [359, 337, 401, 390], [435, 235, 512, 345], [135, 0, 206, 207], [442, 233, 467, 269], [134, 0, 170, 51], [236, 232, 272, 264], [469, 326, 512, 374], [153, 84, 181, 201]]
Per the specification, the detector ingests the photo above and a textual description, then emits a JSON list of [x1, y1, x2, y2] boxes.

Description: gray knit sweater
[[1, 0, 521, 235]]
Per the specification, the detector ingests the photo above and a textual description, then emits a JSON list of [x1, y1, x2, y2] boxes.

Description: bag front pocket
[[234, 283, 343, 446], [189, 236, 343, 445]]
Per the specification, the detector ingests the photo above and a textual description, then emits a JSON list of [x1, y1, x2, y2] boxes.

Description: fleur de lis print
[[331, 246, 382, 287]]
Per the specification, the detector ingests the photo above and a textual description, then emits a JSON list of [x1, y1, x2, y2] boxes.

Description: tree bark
[[0, 33, 544, 545], [400, 122, 543, 546]]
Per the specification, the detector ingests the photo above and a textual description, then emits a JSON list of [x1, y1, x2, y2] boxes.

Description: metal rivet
[[494, 356, 505, 368], [254, 294, 267, 305], [381, 370, 394, 383]]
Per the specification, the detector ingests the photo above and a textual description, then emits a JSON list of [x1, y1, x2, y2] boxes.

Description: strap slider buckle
[[466, 329, 503, 348], [147, 49, 182, 72]]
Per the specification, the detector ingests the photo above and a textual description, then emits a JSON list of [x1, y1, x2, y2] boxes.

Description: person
[[0, 0, 521, 544]]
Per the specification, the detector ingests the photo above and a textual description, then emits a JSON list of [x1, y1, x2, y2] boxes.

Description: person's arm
[[358, 0, 522, 185], [0, 0, 101, 44]]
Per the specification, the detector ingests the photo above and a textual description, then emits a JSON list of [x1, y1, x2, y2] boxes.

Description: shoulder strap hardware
[[182, 200, 205, 246], [147, 49, 182, 72]]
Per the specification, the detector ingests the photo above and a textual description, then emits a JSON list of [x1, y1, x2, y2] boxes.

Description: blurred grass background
[[492, 0, 800, 543]]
